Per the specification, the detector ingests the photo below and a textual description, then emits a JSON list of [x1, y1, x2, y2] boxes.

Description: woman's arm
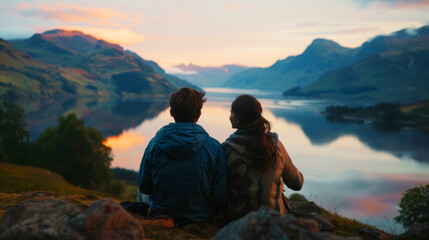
[[278, 140, 304, 191]]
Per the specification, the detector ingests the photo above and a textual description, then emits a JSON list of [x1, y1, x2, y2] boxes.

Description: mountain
[[125, 51, 203, 91], [170, 63, 248, 87], [223, 27, 423, 91], [1, 29, 197, 100], [0, 38, 105, 99], [284, 26, 429, 103]]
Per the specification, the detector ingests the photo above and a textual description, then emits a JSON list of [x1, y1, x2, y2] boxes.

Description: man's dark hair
[[169, 88, 206, 122]]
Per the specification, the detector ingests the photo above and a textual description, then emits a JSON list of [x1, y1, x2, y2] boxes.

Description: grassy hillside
[[0, 162, 100, 196], [0, 39, 116, 99], [1, 30, 179, 100]]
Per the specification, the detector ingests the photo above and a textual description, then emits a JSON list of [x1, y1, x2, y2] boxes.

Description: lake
[[22, 88, 429, 233]]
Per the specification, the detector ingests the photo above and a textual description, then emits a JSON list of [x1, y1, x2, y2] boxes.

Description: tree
[[0, 101, 29, 164], [33, 113, 114, 190], [394, 184, 429, 228]]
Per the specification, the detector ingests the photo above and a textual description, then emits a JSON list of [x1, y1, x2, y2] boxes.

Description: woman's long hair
[[231, 94, 277, 172]]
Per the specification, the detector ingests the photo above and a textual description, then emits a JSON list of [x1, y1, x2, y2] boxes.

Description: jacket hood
[[225, 129, 278, 160], [155, 122, 209, 159]]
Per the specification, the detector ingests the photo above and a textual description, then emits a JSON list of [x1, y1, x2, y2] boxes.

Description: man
[[138, 87, 227, 223]]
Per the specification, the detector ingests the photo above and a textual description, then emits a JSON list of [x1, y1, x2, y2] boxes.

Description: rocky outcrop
[[213, 207, 354, 240], [0, 198, 84, 240], [290, 201, 335, 232], [0, 198, 144, 240], [290, 201, 391, 240]]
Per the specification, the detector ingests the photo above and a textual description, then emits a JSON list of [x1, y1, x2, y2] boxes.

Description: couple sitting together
[[137, 87, 304, 224]]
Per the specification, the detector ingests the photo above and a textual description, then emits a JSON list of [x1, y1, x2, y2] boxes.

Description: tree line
[[0, 101, 126, 197]]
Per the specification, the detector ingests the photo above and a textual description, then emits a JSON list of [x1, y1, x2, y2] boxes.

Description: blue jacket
[[138, 122, 227, 222]]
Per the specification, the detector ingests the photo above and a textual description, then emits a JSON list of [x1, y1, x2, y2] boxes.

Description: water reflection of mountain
[[21, 98, 169, 139], [270, 107, 429, 163]]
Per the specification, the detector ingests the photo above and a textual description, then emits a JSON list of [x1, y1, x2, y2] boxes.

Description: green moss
[[289, 193, 308, 202]]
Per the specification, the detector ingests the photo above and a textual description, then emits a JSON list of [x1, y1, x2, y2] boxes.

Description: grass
[[0, 163, 393, 239], [321, 208, 390, 238], [0, 162, 101, 196], [121, 184, 138, 201]]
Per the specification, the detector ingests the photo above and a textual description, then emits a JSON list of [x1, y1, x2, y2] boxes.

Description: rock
[[71, 198, 144, 240], [358, 228, 391, 240], [0, 198, 144, 240], [395, 222, 429, 240], [290, 201, 335, 232], [0, 198, 84, 240], [18, 191, 56, 199], [213, 207, 351, 240]]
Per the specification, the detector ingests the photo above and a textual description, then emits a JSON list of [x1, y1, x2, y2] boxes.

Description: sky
[[0, 0, 428, 69]]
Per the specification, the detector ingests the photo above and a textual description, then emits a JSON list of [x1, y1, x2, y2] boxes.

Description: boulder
[[358, 228, 391, 240], [71, 198, 144, 240], [213, 207, 351, 240], [0, 198, 144, 240], [290, 201, 335, 232], [0, 198, 84, 240]]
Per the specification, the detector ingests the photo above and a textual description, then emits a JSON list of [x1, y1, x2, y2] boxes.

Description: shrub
[[394, 184, 429, 228], [289, 193, 308, 202], [33, 113, 114, 190], [0, 101, 29, 164]]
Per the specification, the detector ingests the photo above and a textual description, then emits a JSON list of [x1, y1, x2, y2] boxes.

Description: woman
[[222, 94, 304, 222]]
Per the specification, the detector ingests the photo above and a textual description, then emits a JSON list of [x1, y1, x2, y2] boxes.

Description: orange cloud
[[17, 3, 142, 27], [59, 26, 146, 45], [228, 4, 245, 11], [104, 132, 145, 151]]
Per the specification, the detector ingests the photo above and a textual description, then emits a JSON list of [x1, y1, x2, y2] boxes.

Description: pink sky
[[1, 0, 428, 68]]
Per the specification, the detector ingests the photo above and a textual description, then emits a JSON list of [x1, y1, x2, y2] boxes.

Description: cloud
[[164, 66, 198, 75], [16, 2, 142, 27], [16, 2, 32, 10], [351, 0, 429, 9], [59, 26, 146, 45], [228, 4, 245, 11], [292, 26, 381, 36]]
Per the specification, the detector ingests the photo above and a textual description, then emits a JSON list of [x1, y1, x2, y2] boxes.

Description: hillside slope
[[224, 26, 428, 92], [285, 26, 429, 103], [2, 30, 181, 99], [0, 162, 99, 195], [0, 39, 105, 99], [125, 50, 203, 91]]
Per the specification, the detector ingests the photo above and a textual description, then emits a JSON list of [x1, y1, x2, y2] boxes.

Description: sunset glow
[[1, 0, 427, 67], [104, 131, 145, 151]]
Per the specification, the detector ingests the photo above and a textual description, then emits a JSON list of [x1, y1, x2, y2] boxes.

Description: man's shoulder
[[205, 135, 222, 147]]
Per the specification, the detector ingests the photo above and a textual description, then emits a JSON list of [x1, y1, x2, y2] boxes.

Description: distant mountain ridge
[[1, 29, 197, 100], [223, 26, 427, 93], [170, 63, 247, 87], [125, 51, 202, 91], [284, 26, 429, 103]]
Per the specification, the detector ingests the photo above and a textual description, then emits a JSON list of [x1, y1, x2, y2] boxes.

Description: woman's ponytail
[[231, 95, 277, 172]]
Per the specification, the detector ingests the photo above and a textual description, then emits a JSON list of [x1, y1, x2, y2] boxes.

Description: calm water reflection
[[22, 88, 429, 233]]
